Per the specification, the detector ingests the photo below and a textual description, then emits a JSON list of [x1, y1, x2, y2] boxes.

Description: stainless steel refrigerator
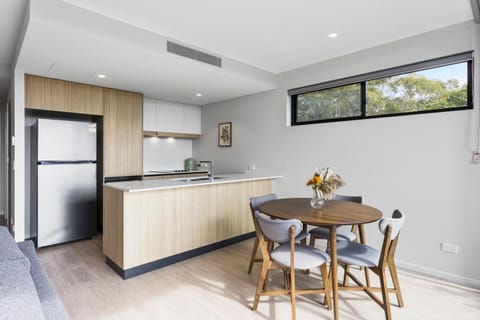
[[33, 118, 97, 247]]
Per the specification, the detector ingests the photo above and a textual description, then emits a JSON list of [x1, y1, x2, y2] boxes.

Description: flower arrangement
[[306, 167, 345, 202]]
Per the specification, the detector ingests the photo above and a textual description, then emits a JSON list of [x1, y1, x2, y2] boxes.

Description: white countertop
[[104, 173, 282, 192], [143, 170, 208, 176]]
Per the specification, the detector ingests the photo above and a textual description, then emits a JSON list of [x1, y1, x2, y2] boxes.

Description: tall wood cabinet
[[103, 88, 143, 178]]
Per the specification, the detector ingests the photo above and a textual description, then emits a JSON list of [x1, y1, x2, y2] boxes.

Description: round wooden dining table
[[259, 198, 383, 320]]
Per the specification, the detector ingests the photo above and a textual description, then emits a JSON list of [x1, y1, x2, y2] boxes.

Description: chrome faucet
[[199, 160, 214, 180]]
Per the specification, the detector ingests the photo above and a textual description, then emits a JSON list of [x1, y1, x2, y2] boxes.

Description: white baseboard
[[396, 259, 480, 290]]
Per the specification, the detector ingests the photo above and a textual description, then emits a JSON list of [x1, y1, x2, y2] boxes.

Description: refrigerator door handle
[[37, 160, 96, 165]]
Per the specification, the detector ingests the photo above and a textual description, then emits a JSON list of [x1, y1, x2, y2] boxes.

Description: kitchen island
[[103, 174, 281, 278]]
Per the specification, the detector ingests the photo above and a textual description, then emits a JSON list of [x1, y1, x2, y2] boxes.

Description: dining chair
[[334, 209, 405, 320], [308, 194, 363, 247], [252, 211, 332, 320], [248, 194, 307, 274], [308, 194, 366, 285]]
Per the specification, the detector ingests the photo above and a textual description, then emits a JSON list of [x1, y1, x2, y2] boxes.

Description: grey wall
[[194, 21, 480, 287]]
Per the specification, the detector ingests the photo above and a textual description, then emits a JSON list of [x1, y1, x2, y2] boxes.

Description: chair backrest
[[255, 211, 302, 243], [250, 193, 277, 214], [334, 194, 363, 204], [379, 209, 405, 240]]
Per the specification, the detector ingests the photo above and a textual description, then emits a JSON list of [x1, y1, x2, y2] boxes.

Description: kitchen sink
[[177, 176, 225, 182]]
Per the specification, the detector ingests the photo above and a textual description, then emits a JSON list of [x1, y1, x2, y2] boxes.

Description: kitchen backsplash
[[143, 137, 192, 171]]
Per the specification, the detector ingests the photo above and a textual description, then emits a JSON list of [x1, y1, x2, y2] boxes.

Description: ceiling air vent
[[167, 41, 222, 67]]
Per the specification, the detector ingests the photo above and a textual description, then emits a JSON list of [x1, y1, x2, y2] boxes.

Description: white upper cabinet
[[143, 98, 201, 136], [143, 98, 157, 131], [156, 100, 184, 133], [183, 104, 201, 134]]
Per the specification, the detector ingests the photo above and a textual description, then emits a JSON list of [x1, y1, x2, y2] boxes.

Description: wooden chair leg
[[320, 263, 332, 310], [379, 269, 392, 320], [343, 265, 350, 286], [364, 266, 371, 287], [253, 263, 269, 311], [388, 260, 404, 307], [248, 237, 260, 274], [263, 269, 270, 290], [290, 268, 296, 320], [309, 234, 316, 247], [284, 270, 290, 290]]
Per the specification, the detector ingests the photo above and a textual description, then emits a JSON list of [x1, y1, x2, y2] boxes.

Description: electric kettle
[[184, 157, 197, 171]]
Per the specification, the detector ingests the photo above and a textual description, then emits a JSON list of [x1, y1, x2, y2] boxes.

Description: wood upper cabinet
[[25, 74, 103, 115], [103, 88, 143, 178], [25, 74, 69, 112], [68, 82, 103, 115]]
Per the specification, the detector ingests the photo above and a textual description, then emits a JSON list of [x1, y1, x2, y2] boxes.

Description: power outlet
[[441, 242, 459, 254], [248, 164, 256, 171], [473, 152, 480, 163]]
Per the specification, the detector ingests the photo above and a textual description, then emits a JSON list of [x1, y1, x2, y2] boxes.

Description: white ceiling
[[1, 0, 476, 104]]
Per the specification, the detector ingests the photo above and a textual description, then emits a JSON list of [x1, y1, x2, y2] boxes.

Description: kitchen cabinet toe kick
[[106, 232, 255, 279]]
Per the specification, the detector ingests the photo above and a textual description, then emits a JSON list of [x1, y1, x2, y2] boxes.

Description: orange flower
[[306, 174, 322, 187]]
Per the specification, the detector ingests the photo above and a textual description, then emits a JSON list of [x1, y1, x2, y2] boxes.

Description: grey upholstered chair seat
[[308, 195, 363, 246], [271, 243, 330, 270], [330, 240, 380, 267], [295, 230, 308, 241], [309, 226, 356, 241]]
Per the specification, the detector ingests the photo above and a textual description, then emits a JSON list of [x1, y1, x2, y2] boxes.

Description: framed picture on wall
[[218, 122, 232, 147]]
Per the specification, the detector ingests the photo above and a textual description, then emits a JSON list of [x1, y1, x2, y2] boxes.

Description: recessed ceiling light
[[196, 93, 203, 97], [97, 74, 106, 79], [328, 33, 338, 38]]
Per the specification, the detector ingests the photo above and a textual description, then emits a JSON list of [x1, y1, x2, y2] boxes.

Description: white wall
[[12, 69, 25, 241], [0, 101, 6, 218], [194, 21, 480, 287], [143, 137, 193, 171]]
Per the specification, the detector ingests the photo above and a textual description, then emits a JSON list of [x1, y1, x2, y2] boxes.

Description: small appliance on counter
[[184, 157, 197, 171]]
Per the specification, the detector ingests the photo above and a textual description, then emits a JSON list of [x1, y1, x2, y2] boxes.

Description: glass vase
[[310, 188, 325, 208]]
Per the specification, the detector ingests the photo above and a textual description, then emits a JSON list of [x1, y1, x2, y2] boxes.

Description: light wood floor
[[37, 235, 480, 320]]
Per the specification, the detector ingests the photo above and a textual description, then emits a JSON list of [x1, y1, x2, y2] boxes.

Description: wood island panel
[[102, 186, 124, 267], [103, 179, 272, 271]]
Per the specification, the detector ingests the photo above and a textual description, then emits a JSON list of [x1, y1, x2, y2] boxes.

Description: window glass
[[295, 84, 361, 122], [366, 63, 468, 116]]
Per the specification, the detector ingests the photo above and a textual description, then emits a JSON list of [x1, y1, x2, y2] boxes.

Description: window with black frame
[[289, 52, 473, 125]]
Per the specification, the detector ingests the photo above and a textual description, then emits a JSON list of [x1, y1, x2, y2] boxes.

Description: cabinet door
[[25, 75, 69, 111], [103, 89, 143, 177], [25, 74, 45, 109], [183, 104, 201, 134], [156, 100, 183, 133], [43, 77, 69, 112], [143, 98, 157, 132], [69, 82, 103, 115]]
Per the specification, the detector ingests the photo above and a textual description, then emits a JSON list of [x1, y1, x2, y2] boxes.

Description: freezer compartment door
[[38, 119, 96, 161], [37, 163, 96, 247]]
